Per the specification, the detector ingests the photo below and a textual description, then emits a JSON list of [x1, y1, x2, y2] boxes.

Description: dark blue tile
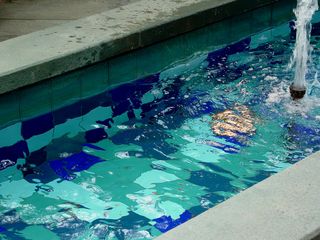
[[154, 210, 192, 233], [50, 151, 104, 180], [96, 118, 114, 128], [112, 99, 131, 117], [85, 128, 108, 143], [286, 123, 320, 151], [53, 103, 82, 126], [21, 113, 54, 140], [109, 74, 159, 103], [0, 141, 29, 170], [82, 92, 113, 115], [207, 37, 251, 68]]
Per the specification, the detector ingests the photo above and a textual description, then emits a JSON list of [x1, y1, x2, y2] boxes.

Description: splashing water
[[289, 0, 318, 89]]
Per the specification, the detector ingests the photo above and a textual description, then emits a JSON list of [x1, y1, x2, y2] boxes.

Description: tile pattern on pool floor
[[1, 15, 320, 240]]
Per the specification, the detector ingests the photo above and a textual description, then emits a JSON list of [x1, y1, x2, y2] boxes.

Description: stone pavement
[[0, 0, 139, 42]]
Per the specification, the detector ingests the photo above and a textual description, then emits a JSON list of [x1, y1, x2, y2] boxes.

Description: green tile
[[271, 0, 295, 27], [138, 34, 194, 79], [19, 80, 52, 120], [108, 51, 138, 87], [109, 34, 187, 87], [51, 70, 82, 111], [81, 62, 108, 98], [183, 26, 212, 57], [231, 11, 253, 42], [206, 19, 232, 48], [252, 5, 272, 33], [0, 91, 20, 128]]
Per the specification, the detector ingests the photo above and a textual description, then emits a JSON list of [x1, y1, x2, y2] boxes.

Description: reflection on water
[[0, 16, 320, 240]]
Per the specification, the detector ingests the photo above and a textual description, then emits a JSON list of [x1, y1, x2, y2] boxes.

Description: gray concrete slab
[[0, 0, 139, 41], [156, 151, 320, 240], [0, 0, 282, 95], [0, 19, 68, 40]]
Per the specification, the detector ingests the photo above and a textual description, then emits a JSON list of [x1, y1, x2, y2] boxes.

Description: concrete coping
[[156, 151, 320, 240], [0, 0, 279, 95]]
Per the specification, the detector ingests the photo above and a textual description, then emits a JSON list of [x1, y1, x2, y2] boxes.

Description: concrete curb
[[156, 151, 320, 240], [0, 0, 284, 95]]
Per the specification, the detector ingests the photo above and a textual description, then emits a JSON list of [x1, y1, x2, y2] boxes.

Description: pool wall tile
[[271, 0, 295, 27], [19, 80, 52, 121], [108, 51, 138, 87], [80, 62, 108, 98], [135, 44, 164, 78], [136, 34, 199, 80], [231, 11, 253, 43], [51, 70, 82, 110], [205, 20, 232, 50], [139, 18, 187, 48], [252, 5, 273, 32], [0, 91, 20, 129], [109, 36, 186, 89], [183, 28, 209, 57]]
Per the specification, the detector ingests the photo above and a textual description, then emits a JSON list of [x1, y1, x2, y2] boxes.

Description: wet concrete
[[0, 0, 139, 41]]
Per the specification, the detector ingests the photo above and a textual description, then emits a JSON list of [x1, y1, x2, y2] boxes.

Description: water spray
[[289, 0, 318, 99]]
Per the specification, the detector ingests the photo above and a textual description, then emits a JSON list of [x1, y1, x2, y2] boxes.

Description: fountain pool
[[0, 9, 320, 240]]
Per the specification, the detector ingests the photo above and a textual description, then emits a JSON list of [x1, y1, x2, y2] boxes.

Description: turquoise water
[[1, 18, 320, 240]]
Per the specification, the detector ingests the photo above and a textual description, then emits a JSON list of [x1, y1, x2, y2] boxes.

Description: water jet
[[289, 0, 318, 100]]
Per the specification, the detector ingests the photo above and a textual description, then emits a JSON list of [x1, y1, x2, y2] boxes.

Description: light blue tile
[[0, 123, 22, 147]]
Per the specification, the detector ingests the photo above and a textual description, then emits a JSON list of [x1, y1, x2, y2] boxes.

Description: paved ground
[[0, 0, 139, 42]]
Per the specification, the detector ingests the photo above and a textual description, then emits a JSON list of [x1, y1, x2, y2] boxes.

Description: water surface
[[0, 16, 320, 240]]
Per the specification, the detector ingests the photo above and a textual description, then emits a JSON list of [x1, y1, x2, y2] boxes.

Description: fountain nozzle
[[290, 84, 306, 100]]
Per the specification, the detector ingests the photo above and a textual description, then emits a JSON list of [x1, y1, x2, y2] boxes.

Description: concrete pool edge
[[0, 0, 289, 95], [156, 151, 320, 240]]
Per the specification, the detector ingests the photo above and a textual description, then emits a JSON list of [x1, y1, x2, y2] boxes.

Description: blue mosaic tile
[[50, 152, 104, 180], [154, 210, 192, 233]]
